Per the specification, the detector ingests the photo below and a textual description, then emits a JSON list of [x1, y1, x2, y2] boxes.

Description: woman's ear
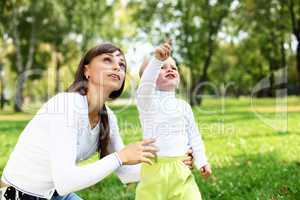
[[84, 64, 90, 79]]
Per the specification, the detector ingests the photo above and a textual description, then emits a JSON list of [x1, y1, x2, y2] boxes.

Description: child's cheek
[[156, 76, 165, 87]]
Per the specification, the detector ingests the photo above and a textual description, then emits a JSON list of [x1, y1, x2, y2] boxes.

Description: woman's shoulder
[[50, 92, 83, 101], [106, 106, 117, 121], [38, 92, 87, 115]]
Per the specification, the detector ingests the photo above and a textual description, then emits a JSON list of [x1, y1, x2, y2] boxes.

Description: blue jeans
[[51, 193, 83, 200]]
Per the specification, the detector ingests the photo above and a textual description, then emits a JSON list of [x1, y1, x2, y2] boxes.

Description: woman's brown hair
[[67, 43, 126, 158]]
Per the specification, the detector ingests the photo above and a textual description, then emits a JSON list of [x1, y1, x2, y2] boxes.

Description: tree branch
[[289, 0, 300, 40], [25, 16, 36, 71]]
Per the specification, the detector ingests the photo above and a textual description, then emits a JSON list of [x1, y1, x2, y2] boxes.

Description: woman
[[0, 43, 193, 200]]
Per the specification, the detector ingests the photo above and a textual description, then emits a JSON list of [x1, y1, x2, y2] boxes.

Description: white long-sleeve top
[[1, 92, 140, 199], [136, 58, 208, 169]]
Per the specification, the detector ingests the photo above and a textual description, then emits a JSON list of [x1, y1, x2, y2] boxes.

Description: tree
[[288, 0, 300, 92], [129, 0, 233, 105], [236, 0, 291, 96], [0, 0, 125, 111], [1, 0, 65, 111]]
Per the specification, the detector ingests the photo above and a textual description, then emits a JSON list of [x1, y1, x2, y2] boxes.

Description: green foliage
[[129, 0, 298, 100], [0, 0, 299, 109]]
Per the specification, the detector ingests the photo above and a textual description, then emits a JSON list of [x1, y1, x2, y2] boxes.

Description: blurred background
[[0, 0, 299, 111], [0, 0, 299, 199]]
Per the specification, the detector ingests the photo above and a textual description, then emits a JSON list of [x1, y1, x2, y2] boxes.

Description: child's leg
[[135, 162, 167, 200], [167, 161, 202, 200]]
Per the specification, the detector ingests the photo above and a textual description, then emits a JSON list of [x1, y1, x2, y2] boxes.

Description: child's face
[[156, 57, 180, 91]]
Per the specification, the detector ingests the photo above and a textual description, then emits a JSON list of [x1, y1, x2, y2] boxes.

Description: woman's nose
[[113, 62, 121, 71]]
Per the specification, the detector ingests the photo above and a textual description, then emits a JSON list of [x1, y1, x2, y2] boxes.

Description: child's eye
[[172, 67, 177, 70]]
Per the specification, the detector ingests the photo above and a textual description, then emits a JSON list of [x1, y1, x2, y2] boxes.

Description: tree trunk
[[12, 9, 36, 112], [14, 72, 26, 112], [189, 35, 213, 106], [12, 7, 24, 112], [296, 42, 300, 93], [0, 77, 4, 110], [288, 0, 300, 93], [54, 51, 61, 93], [280, 38, 286, 69], [188, 1, 229, 106], [268, 71, 275, 97]]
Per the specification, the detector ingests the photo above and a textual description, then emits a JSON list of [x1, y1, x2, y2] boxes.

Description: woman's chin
[[108, 84, 122, 93]]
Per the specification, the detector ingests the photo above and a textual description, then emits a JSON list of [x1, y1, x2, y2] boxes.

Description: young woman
[[0, 43, 193, 200]]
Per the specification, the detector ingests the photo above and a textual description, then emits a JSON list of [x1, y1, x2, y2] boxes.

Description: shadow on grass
[[77, 152, 300, 200], [195, 152, 300, 200], [0, 120, 28, 134]]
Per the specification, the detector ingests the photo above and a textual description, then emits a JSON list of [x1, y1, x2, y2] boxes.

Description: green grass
[[0, 97, 299, 200]]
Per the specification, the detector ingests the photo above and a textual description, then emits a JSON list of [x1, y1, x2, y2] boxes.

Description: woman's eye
[[120, 63, 126, 69], [104, 57, 111, 63]]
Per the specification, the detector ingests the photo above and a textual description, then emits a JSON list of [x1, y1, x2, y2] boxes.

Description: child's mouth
[[165, 74, 176, 79]]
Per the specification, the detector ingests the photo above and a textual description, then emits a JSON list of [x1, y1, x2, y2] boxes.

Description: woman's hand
[[182, 148, 194, 169], [154, 39, 172, 61], [117, 138, 158, 165]]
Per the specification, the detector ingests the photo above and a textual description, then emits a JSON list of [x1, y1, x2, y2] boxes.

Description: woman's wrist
[[114, 152, 123, 167]]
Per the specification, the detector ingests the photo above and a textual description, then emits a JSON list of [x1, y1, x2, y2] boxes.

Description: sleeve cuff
[[113, 152, 123, 167], [194, 155, 208, 170], [116, 164, 141, 184], [150, 57, 164, 67]]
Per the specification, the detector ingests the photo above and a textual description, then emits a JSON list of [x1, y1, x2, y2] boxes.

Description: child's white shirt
[[136, 57, 208, 169]]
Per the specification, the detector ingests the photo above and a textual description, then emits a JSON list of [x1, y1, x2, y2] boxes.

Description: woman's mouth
[[109, 73, 120, 80]]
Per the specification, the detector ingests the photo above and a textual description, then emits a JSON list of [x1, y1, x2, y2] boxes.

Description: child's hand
[[154, 39, 172, 61], [200, 164, 212, 179]]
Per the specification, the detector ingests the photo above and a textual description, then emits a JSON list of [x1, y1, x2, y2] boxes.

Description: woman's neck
[[86, 84, 110, 116]]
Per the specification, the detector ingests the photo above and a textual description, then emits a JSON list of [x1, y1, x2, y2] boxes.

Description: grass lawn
[[0, 97, 299, 200]]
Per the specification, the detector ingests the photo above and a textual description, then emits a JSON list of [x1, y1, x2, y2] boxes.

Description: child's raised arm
[[136, 41, 172, 109]]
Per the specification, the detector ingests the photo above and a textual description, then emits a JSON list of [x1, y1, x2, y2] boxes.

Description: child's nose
[[166, 68, 173, 72]]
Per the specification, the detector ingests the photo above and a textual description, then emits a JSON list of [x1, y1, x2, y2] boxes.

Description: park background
[[0, 0, 299, 199]]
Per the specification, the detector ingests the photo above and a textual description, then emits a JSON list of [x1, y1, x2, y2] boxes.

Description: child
[[135, 40, 211, 200]]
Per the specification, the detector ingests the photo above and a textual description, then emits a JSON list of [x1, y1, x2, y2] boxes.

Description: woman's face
[[85, 50, 126, 93]]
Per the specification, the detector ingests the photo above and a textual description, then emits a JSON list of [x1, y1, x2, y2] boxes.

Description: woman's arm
[[107, 107, 141, 184], [48, 93, 157, 195], [48, 95, 122, 195]]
